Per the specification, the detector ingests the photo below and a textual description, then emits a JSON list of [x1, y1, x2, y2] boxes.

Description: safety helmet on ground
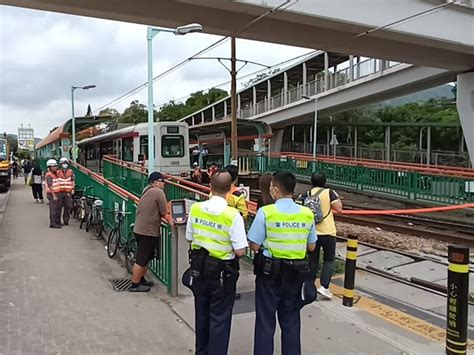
[[59, 157, 69, 164], [46, 159, 58, 167]]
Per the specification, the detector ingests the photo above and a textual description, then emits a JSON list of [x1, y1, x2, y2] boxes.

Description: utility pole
[[230, 36, 238, 165]]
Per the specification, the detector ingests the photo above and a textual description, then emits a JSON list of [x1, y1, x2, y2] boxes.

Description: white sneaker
[[317, 286, 333, 300]]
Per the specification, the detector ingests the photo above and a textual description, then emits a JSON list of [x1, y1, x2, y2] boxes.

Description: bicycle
[[82, 195, 104, 239], [71, 188, 85, 220], [107, 209, 137, 273], [78, 186, 93, 225]]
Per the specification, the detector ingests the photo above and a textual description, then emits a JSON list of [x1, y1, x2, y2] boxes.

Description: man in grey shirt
[[129, 172, 168, 292]]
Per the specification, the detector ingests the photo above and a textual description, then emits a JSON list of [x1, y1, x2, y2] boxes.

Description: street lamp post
[[146, 23, 202, 174], [71, 85, 96, 161], [303, 95, 318, 170], [230, 36, 238, 165]]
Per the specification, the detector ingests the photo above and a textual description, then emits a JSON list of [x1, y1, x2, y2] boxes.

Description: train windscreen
[[161, 135, 184, 158]]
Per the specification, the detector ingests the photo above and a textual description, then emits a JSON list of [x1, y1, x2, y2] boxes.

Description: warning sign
[[237, 185, 250, 201]]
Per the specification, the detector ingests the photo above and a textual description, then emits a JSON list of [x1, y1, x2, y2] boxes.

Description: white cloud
[[0, 5, 311, 138]]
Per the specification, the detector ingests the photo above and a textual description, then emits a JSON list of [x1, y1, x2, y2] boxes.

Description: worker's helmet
[[59, 157, 69, 164], [46, 159, 58, 167]]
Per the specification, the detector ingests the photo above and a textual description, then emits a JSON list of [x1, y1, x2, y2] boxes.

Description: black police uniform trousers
[[254, 274, 302, 355], [193, 276, 236, 355]]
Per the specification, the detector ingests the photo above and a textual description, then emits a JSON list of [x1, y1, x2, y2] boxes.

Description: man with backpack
[[298, 172, 343, 300]]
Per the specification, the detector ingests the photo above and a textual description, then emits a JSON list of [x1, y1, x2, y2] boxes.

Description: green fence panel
[[103, 160, 147, 197], [265, 156, 473, 205], [415, 174, 474, 204], [72, 164, 173, 292], [360, 168, 410, 198]]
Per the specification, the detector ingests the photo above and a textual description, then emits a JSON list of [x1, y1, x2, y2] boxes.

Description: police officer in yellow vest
[[184, 169, 248, 355], [248, 171, 317, 355]]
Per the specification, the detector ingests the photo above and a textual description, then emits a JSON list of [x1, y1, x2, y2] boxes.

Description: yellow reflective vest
[[262, 204, 314, 259], [190, 203, 239, 260]]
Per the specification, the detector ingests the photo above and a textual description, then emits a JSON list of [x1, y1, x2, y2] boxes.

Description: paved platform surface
[[0, 180, 448, 354], [0, 180, 194, 354]]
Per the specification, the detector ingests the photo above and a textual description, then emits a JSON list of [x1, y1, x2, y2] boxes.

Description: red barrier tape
[[341, 203, 474, 215]]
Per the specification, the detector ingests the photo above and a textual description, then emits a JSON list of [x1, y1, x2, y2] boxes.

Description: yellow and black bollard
[[343, 234, 358, 307], [446, 245, 469, 355]]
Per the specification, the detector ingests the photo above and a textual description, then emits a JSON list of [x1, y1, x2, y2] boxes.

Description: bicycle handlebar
[[104, 208, 132, 216]]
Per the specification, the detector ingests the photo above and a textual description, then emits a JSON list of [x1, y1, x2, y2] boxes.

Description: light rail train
[[78, 122, 190, 176]]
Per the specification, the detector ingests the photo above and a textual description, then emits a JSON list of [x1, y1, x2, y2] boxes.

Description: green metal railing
[[103, 160, 148, 197], [102, 159, 259, 261], [71, 163, 174, 293], [214, 154, 473, 204]]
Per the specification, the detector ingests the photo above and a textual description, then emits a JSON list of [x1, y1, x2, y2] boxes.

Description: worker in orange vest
[[57, 157, 76, 226], [45, 159, 62, 229]]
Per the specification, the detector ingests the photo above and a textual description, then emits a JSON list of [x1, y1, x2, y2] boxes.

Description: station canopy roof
[[36, 116, 111, 149], [189, 118, 272, 144]]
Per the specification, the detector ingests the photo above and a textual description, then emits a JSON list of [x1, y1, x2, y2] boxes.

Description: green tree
[[6, 134, 18, 157], [184, 88, 228, 111], [157, 88, 228, 122], [99, 107, 121, 122], [157, 101, 189, 122], [331, 98, 459, 151], [119, 100, 148, 124]]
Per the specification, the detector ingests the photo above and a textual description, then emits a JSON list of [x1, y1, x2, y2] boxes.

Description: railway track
[[251, 190, 474, 246], [338, 204, 474, 246], [336, 236, 474, 304]]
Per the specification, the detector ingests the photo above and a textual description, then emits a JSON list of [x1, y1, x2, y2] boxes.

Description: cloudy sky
[[0, 5, 312, 138]]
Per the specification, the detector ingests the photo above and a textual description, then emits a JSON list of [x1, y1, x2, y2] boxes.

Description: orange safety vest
[[57, 169, 75, 193], [45, 171, 61, 194]]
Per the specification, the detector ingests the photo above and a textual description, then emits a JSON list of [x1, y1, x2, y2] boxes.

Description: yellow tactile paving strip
[[324, 278, 473, 350]]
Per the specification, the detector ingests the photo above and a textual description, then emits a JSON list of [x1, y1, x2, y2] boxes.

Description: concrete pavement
[[0, 180, 194, 354]]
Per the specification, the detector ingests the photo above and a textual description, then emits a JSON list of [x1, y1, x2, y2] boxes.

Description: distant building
[[18, 124, 35, 152]]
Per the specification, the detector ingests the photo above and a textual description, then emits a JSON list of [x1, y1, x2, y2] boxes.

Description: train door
[[122, 137, 134, 161], [113, 139, 122, 160]]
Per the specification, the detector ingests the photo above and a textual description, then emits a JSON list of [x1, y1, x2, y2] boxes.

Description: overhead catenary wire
[[94, 0, 450, 114], [93, 0, 297, 114], [95, 48, 314, 113], [150, 1, 452, 112]]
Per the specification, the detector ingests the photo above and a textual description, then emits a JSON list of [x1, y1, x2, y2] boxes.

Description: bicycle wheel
[[125, 234, 137, 274], [79, 205, 86, 229], [85, 210, 92, 232], [72, 200, 81, 220], [107, 227, 120, 258], [93, 209, 104, 239], [79, 217, 85, 229]]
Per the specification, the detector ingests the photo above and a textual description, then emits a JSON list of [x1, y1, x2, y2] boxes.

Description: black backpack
[[303, 188, 330, 224]]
